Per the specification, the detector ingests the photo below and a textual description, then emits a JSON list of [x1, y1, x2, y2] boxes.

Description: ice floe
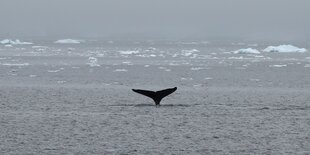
[[231, 48, 260, 54], [0, 39, 33, 45], [250, 78, 260, 82], [5, 44, 13, 47], [87, 57, 100, 67], [248, 44, 258, 47], [114, 69, 128, 72], [270, 64, 287, 67], [228, 56, 245, 60], [204, 77, 213, 80], [158, 66, 171, 71], [181, 49, 199, 56], [304, 64, 310, 68], [119, 50, 140, 55], [169, 62, 180, 66], [190, 67, 204, 71], [0, 57, 10, 60], [137, 54, 156, 58], [122, 61, 133, 65], [232, 42, 246, 46], [32, 46, 48, 49], [263, 45, 307, 53], [178, 41, 209, 45], [48, 69, 61, 73], [54, 39, 83, 44], [1, 63, 30, 66], [181, 77, 193, 81], [57, 81, 66, 84], [172, 49, 200, 58], [145, 47, 157, 52]]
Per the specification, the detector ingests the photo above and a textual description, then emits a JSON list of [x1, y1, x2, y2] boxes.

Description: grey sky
[[0, 0, 309, 40]]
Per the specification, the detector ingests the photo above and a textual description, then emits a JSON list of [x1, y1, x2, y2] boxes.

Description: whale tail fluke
[[132, 87, 177, 105]]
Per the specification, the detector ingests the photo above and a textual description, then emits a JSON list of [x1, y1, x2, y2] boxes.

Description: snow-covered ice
[[304, 64, 310, 68], [0, 39, 33, 45], [263, 45, 307, 53], [181, 49, 199, 57], [231, 48, 260, 54], [114, 69, 128, 72], [55, 39, 84, 44], [190, 67, 204, 71], [158, 66, 171, 72], [87, 57, 100, 67], [119, 50, 140, 55], [1, 63, 30, 66], [270, 64, 287, 67], [228, 56, 245, 59], [5, 44, 13, 47], [248, 44, 258, 47], [204, 77, 213, 80], [32, 46, 48, 49]]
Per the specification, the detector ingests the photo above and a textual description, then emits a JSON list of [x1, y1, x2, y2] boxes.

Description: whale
[[132, 87, 177, 106]]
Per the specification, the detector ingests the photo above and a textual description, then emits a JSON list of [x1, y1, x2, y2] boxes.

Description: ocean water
[[1, 39, 310, 154]]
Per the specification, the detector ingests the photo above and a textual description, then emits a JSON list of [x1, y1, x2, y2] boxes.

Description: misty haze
[[1, 0, 310, 154]]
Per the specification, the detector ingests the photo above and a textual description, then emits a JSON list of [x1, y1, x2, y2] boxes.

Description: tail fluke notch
[[132, 87, 177, 105]]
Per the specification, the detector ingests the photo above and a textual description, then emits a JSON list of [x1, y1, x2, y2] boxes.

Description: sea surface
[[1, 39, 310, 154]]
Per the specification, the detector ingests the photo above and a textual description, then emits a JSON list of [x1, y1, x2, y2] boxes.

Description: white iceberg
[[54, 39, 83, 44], [263, 45, 307, 53], [0, 39, 33, 45], [231, 48, 260, 54]]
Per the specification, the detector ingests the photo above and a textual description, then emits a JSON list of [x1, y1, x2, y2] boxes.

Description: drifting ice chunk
[[191, 67, 204, 71], [263, 45, 307, 53], [87, 57, 100, 67], [231, 48, 260, 54], [0, 39, 33, 45], [114, 69, 128, 72], [2, 63, 30, 66], [119, 50, 140, 55], [270, 64, 287, 67], [32, 46, 48, 49], [205, 77, 213, 80], [248, 44, 258, 47], [304, 64, 310, 68], [48, 70, 61, 73], [54, 39, 83, 44], [181, 49, 200, 57]]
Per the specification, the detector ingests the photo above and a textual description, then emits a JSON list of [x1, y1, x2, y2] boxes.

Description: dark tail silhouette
[[132, 87, 177, 105]]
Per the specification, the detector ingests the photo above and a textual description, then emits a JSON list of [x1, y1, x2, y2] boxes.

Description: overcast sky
[[0, 0, 309, 41]]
